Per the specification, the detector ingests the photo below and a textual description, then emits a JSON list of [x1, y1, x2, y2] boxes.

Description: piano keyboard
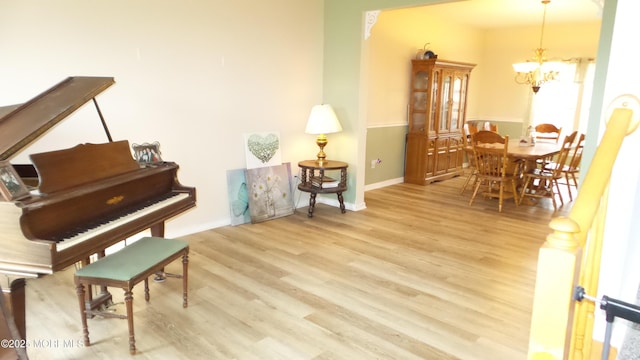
[[56, 192, 189, 251]]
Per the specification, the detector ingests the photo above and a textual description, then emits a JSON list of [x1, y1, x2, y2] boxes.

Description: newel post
[[528, 216, 582, 360]]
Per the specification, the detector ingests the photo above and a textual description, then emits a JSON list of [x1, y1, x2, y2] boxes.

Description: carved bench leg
[[144, 279, 150, 302], [124, 289, 136, 355], [182, 251, 189, 308], [75, 283, 90, 347]]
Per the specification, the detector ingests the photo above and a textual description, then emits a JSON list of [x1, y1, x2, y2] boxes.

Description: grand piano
[[0, 76, 197, 343]]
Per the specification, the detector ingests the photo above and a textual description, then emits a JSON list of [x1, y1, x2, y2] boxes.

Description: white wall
[[0, 0, 325, 237]]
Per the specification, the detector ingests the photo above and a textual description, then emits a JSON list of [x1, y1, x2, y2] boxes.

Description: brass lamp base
[[315, 134, 328, 163]]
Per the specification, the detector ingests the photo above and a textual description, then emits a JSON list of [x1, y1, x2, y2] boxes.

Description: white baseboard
[[364, 177, 404, 191], [305, 194, 365, 212]]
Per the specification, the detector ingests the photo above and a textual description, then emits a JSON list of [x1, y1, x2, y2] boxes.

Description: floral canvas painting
[[244, 132, 282, 169], [245, 163, 294, 223], [226, 168, 251, 226]]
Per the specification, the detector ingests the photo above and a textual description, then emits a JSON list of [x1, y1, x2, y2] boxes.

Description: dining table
[[466, 139, 564, 207], [468, 139, 564, 185], [467, 139, 562, 162], [504, 140, 563, 161], [505, 140, 563, 175]]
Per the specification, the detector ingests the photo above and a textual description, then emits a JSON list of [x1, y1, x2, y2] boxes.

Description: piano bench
[[73, 236, 189, 355]]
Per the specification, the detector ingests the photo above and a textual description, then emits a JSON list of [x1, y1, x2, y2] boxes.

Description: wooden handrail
[[527, 104, 639, 360]]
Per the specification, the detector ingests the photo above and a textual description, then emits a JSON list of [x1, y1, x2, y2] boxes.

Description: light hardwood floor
[[23, 175, 572, 359]]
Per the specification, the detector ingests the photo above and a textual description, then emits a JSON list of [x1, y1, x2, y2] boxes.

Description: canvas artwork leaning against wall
[[226, 168, 251, 226], [244, 163, 294, 223], [226, 132, 294, 224]]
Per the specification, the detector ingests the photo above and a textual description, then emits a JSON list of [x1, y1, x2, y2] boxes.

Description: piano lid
[[0, 76, 115, 161]]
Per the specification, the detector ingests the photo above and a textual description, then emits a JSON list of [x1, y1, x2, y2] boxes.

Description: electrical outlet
[[371, 160, 377, 168]]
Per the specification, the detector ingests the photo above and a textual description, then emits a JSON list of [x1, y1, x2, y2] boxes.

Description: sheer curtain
[[530, 58, 595, 137]]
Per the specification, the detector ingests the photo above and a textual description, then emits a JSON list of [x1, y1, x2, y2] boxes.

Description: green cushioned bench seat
[[75, 237, 188, 281], [74, 236, 189, 355]]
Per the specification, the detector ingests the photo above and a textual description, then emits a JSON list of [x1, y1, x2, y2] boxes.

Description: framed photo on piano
[[0, 160, 29, 201], [132, 141, 163, 164]]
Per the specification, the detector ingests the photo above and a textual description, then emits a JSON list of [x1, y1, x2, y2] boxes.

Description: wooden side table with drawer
[[297, 160, 348, 217]]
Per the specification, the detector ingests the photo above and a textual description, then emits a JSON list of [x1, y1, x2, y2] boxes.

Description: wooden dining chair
[[553, 132, 585, 201], [469, 131, 521, 212], [519, 131, 577, 211], [534, 123, 563, 169], [460, 125, 478, 194], [535, 123, 562, 143], [466, 123, 479, 138]]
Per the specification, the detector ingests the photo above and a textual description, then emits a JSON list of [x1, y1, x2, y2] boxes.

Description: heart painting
[[247, 133, 280, 164]]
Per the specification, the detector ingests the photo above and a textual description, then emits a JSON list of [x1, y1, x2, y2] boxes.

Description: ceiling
[[413, 0, 603, 29]]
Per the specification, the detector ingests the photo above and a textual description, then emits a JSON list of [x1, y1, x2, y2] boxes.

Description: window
[[530, 59, 595, 137]]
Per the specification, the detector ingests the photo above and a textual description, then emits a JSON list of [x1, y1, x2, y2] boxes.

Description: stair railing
[[527, 95, 640, 360], [574, 286, 640, 360]]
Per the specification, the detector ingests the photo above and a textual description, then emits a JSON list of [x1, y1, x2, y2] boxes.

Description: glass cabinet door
[[457, 75, 468, 131], [439, 73, 451, 132], [410, 70, 429, 132], [450, 76, 462, 131], [414, 70, 428, 90], [429, 70, 438, 133], [413, 92, 427, 111]]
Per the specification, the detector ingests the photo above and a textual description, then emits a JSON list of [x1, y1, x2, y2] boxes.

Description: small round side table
[[297, 160, 348, 217]]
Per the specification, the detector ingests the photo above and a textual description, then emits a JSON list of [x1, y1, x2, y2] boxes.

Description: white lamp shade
[[512, 62, 540, 73], [305, 104, 343, 135], [540, 61, 564, 72]]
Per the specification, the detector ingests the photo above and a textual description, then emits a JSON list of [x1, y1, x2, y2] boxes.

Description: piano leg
[[75, 283, 90, 347], [1, 278, 26, 340], [150, 222, 168, 282], [150, 222, 165, 237]]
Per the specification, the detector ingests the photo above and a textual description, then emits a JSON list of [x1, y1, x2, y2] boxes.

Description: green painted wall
[[324, 0, 443, 208], [365, 126, 407, 185], [468, 121, 524, 141]]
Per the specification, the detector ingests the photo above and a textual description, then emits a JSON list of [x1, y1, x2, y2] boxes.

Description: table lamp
[[305, 104, 342, 163]]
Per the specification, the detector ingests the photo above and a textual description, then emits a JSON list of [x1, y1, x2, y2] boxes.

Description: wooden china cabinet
[[405, 59, 475, 185]]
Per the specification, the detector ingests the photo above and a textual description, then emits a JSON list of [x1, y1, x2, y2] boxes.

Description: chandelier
[[512, 0, 562, 93]]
